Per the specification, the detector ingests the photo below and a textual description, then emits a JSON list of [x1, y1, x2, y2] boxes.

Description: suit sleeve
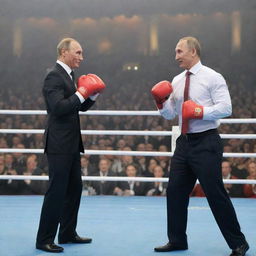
[[43, 72, 85, 117], [80, 98, 95, 112]]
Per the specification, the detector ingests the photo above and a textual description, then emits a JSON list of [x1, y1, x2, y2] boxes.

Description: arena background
[[0, 0, 256, 192], [0, 1, 256, 255]]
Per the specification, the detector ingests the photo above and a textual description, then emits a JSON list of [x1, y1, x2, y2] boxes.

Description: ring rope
[[0, 148, 255, 158], [0, 129, 173, 136], [1, 110, 255, 186], [0, 110, 159, 116], [1, 129, 256, 139], [0, 175, 255, 184], [0, 109, 256, 123]]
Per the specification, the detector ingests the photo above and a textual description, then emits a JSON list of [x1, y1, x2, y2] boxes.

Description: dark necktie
[[70, 71, 75, 82], [181, 71, 192, 134]]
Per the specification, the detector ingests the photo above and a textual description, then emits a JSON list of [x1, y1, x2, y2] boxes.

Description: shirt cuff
[[202, 106, 211, 120], [89, 93, 100, 101], [75, 91, 85, 103], [159, 101, 174, 120]]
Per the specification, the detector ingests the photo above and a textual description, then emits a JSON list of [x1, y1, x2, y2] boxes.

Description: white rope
[[0, 129, 45, 134], [220, 119, 256, 124], [220, 134, 256, 139], [0, 110, 159, 116], [0, 175, 255, 184], [1, 129, 256, 139], [0, 148, 256, 158], [223, 153, 256, 158], [0, 109, 255, 123], [0, 129, 172, 136]]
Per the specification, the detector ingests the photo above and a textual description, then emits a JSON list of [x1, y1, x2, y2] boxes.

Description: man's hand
[[77, 74, 106, 99], [151, 81, 173, 109], [182, 100, 203, 119]]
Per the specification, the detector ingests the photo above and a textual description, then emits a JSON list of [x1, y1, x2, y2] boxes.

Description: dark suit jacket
[[90, 170, 117, 195], [17, 168, 48, 195], [118, 180, 148, 196], [43, 63, 95, 154], [146, 182, 167, 196]]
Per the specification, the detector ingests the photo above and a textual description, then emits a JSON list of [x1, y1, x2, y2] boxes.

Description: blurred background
[[0, 0, 256, 197]]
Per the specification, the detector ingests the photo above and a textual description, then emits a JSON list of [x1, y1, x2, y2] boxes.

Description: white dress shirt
[[160, 61, 232, 133], [56, 60, 99, 103], [56, 60, 85, 103], [57, 60, 73, 80]]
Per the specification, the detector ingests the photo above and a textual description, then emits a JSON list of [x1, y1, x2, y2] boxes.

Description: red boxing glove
[[87, 74, 106, 94], [182, 100, 203, 120], [151, 81, 173, 109], [77, 74, 106, 99]]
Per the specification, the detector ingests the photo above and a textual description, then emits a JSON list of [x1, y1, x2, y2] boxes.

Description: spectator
[[12, 143, 27, 174], [156, 145, 170, 177], [115, 164, 147, 196], [90, 158, 117, 195], [143, 158, 158, 177], [231, 158, 249, 179], [18, 154, 47, 195], [222, 160, 244, 198], [243, 161, 256, 198], [0, 161, 20, 195], [4, 154, 15, 172], [146, 165, 167, 196], [192, 160, 244, 198]]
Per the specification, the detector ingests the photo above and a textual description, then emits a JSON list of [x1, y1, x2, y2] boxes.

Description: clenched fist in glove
[[151, 81, 173, 109], [182, 100, 203, 120], [77, 74, 106, 99]]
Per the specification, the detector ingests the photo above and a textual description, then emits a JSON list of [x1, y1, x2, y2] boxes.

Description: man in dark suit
[[89, 158, 117, 195], [115, 164, 148, 196], [36, 38, 105, 253]]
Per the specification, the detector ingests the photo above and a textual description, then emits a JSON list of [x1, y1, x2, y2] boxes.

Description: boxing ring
[[0, 110, 256, 256]]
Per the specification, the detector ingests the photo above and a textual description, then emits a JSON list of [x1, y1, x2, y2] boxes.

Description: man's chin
[[73, 63, 80, 68]]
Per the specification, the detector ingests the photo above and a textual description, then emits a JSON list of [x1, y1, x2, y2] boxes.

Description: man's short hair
[[180, 36, 201, 57], [57, 37, 77, 57]]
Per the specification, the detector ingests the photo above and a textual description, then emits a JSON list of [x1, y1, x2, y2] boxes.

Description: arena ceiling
[[1, 0, 255, 19]]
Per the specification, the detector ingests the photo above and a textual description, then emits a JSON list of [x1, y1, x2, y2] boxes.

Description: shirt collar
[[56, 60, 73, 76], [187, 60, 202, 75], [223, 173, 231, 179]]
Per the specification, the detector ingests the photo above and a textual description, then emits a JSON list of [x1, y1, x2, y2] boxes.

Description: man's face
[[153, 166, 164, 178], [99, 160, 109, 172], [62, 41, 83, 69], [175, 40, 194, 70], [248, 163, 256, 176], [222, 162, 231, 176], [126, 166, 136, 177]]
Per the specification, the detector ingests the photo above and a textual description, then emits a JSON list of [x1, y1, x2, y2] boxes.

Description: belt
[[182, 128, 218, 139]]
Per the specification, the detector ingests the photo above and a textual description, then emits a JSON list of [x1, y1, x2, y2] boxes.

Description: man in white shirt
[[152, 36, 248, 256]]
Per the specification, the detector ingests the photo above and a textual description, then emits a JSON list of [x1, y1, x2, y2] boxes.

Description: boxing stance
[[36, 38, 105, 253], [151, 36, 249, 256]]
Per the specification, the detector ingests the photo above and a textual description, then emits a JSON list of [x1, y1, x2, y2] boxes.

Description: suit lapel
[[55, 63, 76, 92]]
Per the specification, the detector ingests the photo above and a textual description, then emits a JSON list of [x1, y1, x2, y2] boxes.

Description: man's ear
[[61, 48, 67, 57], [191, 48, 197, 57]]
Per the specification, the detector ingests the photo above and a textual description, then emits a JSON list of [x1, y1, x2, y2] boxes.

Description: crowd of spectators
[[0, 63, 256, 197]]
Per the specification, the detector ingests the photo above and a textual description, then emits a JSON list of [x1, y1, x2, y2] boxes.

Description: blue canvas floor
[[0, 196, 255, 256]]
